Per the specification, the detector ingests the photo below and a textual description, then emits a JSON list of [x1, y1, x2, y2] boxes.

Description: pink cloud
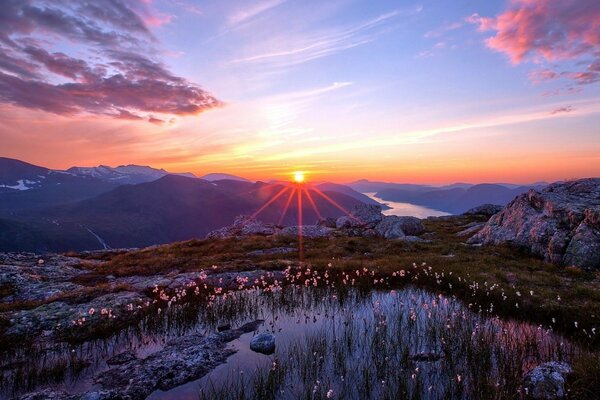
[[469, 0, 600, 85], [0, 0, 220, 121]]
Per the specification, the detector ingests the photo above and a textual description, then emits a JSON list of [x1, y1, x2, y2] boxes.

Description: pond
[[364, 193, 451, 218], [0, 278, 577, 400]]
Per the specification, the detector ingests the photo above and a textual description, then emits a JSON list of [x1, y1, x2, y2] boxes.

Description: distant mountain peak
[[200, 173, 251, 182], [66, 164, 196, 184]]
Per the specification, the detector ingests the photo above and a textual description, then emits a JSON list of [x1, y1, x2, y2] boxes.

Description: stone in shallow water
[[249, 332, 276, 354], [523, 361, 572, 399]]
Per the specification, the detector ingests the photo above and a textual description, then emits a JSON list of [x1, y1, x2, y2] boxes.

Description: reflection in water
[[1, 285, 577, 400], [365, 192, 451, 218]]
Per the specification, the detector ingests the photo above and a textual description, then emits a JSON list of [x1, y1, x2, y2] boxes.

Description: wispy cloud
[[550, 105, 574, 115], [230, 10, 402, 67], [228, 0, 286, 26], [255, 98, 600, 161], [424, 21, 463, 38]]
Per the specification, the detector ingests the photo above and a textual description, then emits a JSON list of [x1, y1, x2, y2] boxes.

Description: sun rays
[[249, 172, 359, 261]]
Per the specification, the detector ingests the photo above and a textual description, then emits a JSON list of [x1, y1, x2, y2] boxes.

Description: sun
[[293, 171, 305, 183]]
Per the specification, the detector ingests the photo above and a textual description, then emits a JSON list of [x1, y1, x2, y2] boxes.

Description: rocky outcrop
[[206, 215, 280, 239], [6, 291, 149, 337], [20, 321, 266, 400], [94, 320, 264, 400], [523, 361, 572, 399], [0, 254, 87, 303], [462, 204, 503, 217], [469, 178, 600, 270], [279, 225, 333, 238], [336, 204, 383, 229], [206, 204, 426, 242]]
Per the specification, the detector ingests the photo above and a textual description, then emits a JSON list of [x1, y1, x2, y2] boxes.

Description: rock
[[6, 291, 149, 338], [19, 389, 127, 400], [393, 216, 424, 236], [0, 254, 88, 303], [374, 215, 425, 239], [336, 204, 383, 229], [249, 332, 276, 354], [409, 351, 443, 362], [247, 247, 296, 256], [523, 361, 572, 399], [217, 323, 231, 332], [107, 351, 137, 365], [463, 204, 504, 217], [279, 225, 333, 238], [374, 216, 406, 239], [95, 320, 264, 400], [317, 217, 337, 228], [469, 178, 600, 270], [19, 389, 71, 400], [206, 215, 280, 239], [456, 222, 486, 237]]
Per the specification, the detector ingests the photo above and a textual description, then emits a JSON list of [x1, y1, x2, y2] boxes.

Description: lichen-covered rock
[[469, 178, 600, 270], [0, 254, 88, 303], [523, 361, 572, 399]]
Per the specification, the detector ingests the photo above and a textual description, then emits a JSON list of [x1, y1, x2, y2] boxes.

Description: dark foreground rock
[[469, 178, 600, 270], [19, 321, 264, 400], [462, 204, 503, 217], [94, 320, 264, 400], [249, 332, 276, 354], [523, 361, 572, 399]]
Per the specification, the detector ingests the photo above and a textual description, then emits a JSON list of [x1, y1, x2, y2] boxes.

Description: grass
[[95, 214, 600, 346], [1, 214, 599, 398]]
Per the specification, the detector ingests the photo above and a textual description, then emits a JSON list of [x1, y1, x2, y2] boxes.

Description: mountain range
[[0, 157, 551, 252], [349, 180, 548, 214], [0, 158, 372, 252]]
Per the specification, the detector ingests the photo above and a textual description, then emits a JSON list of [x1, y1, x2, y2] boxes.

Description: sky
[[0, 0, 599, 184]]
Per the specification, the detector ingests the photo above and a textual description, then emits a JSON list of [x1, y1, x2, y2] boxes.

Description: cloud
[[0, 0, 220, 121], [230, 11, 401, 67], [468, 0, 600, 85], [228, 0, 286, 26], [528, 69, 558, 84], [424, 21, 463, 38], [550, 105, 574, 115]]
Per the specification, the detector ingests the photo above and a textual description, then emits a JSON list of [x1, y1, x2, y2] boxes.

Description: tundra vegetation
[[0, 215, 599, 399]]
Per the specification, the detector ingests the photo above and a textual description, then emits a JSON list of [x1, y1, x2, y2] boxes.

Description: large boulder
[[523, 362, 572, 399], [336, 204, 383, 229], [374, 216, 405, 239], [374, 216, 425, 239], [206, 215, 279, 239], [468, 178, 600, 270]]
